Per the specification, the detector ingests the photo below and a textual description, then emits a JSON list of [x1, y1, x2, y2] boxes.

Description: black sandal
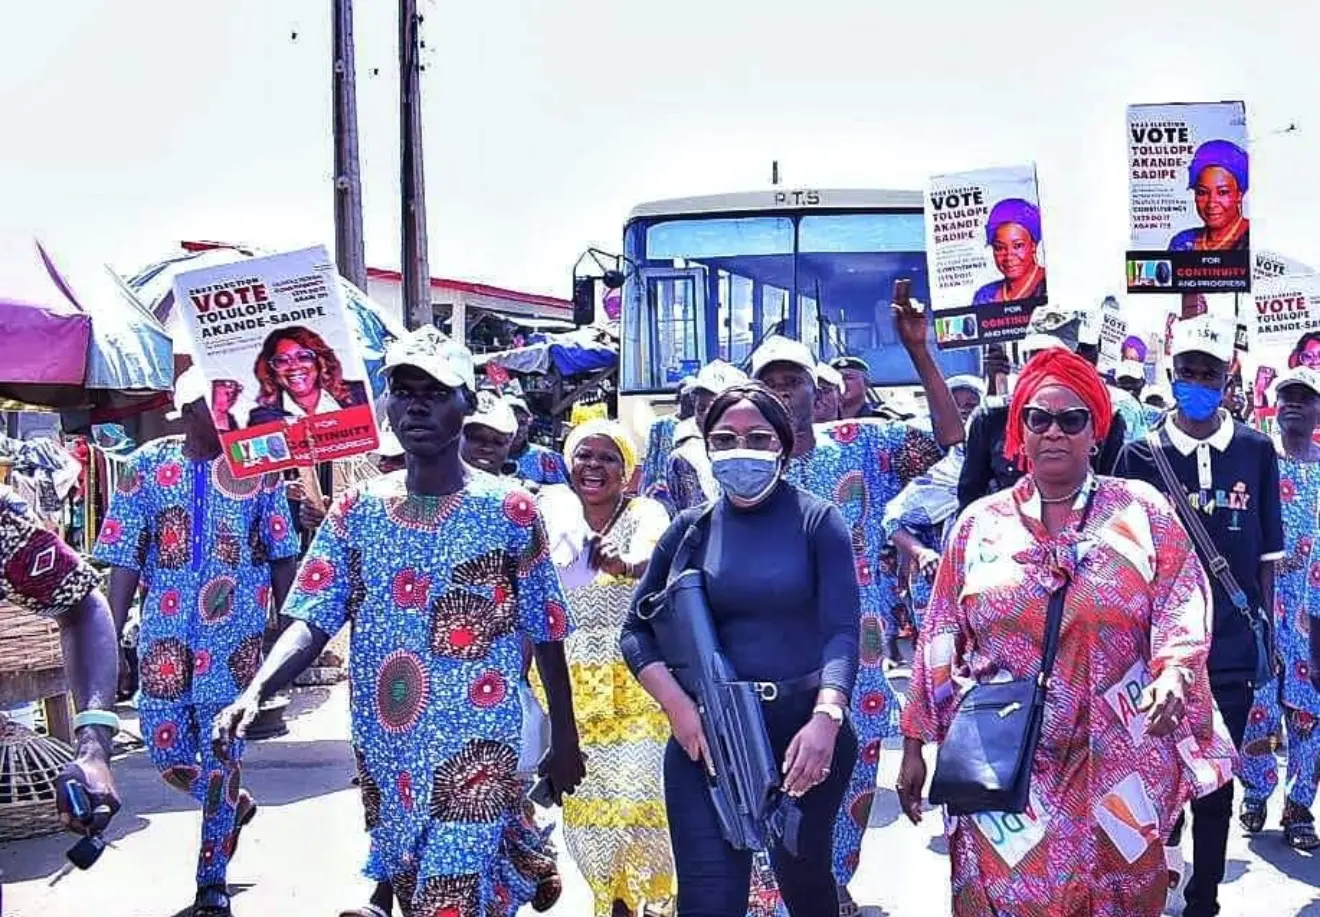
[[193, 884, 232, 917], [1239, 799, 1267, 834], [1284, 820, 1320, 851]]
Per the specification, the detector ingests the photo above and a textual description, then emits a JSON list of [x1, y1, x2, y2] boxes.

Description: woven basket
[[0, 598, 63, 677], [0, 714, 73, 841]]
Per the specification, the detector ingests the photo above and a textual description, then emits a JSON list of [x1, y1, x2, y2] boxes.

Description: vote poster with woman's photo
[[1126, 100, 1250, 294], [925, 163, 1046, 350], [173, 245, 379, 478]]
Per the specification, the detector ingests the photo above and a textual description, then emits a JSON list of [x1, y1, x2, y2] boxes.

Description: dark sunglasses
[[1023, 406, 1091, 436]]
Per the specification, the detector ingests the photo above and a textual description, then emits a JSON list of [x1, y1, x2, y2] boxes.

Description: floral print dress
[[93, 437, 300, 710], [902, 476, 1238, 917], [281, 471, 572, 917], [1240, 455, 1320, 818]]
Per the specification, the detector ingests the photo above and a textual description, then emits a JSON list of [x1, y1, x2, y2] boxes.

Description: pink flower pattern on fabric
[[902, 475, 1238, 917]]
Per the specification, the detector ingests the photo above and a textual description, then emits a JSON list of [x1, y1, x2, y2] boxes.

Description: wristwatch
[[812, 702, 846, 724]]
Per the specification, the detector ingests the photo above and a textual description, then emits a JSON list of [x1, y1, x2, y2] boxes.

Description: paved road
[[3, 682, 1318, 916]]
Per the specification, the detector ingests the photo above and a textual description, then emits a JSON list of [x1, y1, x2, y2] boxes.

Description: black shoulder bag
[[1144, 431, 1277, 686], [928, 483, 1097, 816]]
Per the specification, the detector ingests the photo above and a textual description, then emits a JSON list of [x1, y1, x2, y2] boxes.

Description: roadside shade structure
[[0, 239, 172, 417]]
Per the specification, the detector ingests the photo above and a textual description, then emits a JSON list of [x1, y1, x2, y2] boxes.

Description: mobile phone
[[529, 775, 557, 808], [893, 278, 912, 306]]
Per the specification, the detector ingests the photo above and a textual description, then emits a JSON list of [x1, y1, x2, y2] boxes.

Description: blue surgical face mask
[[1172, 379, 1223, 423], [710, 449, 781, 503]]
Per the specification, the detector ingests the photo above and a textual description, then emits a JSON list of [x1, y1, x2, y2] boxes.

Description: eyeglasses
[[707, 431, 781, 452], [1022, 407, 1091, 436], [268, 350, 318, 370]]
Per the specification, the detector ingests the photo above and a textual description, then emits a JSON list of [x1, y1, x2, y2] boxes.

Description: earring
[[1089, 445, 1100, 457]]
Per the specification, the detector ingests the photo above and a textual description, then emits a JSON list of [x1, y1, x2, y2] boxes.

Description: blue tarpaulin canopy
[[474, 327, 617, 377], [0, 239, 172, 415]]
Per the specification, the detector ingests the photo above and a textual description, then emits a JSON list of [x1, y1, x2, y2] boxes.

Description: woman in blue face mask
[[621, 382, 862, 917]]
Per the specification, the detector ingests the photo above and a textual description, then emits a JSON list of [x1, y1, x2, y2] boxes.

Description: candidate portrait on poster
[[246, 324, 369, 427], [925, 163, 1046, 350]]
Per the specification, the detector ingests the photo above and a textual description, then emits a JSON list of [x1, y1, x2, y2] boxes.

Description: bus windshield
[[620, 209, 981, 393]]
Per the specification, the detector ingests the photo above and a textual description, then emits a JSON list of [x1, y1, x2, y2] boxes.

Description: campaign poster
[[1255, 249, 1316, 283], [925, 164, 1046, 350], [173, 246, 379, 478], [1126, 101, 1250, 295], [1097, 300, 1129, 375]]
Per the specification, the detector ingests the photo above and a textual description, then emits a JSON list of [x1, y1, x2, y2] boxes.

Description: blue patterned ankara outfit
[[1241, 455, 1320, 824], [640, 415, 679, 511], [1108, 385, 1149, 443], [282, 471, 573, 917], [93, 437, 299, 889], [785, 418, 942, 883], [880, 445, 966, 628], [512, 443, 569, 486]]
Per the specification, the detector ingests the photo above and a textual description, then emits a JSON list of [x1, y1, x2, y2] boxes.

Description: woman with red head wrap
[[896, 345, 1237, 916], [1004, 347, 1112, 479]]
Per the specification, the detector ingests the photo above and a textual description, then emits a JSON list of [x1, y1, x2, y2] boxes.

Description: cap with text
[[384, 326, 476, 391], [1275, 366, 1320, 399], [750, 335, 818, 383], [1170, 315, 1234, 363], [464, 391, 518, 436], [692, 360, 748, 395]]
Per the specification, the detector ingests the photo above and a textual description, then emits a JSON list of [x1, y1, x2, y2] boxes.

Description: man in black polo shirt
[[1113, 314, 1283, 917], [956, 308, 1128, 510]]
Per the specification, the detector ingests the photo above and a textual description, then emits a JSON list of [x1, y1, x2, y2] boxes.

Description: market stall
[[0, 240, 172, 760], [474, 326, 618, 442]]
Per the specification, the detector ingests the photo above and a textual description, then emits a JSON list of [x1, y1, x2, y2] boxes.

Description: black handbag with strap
[[927, 483, 1097, 816], [1144, 431, 1277, 686]]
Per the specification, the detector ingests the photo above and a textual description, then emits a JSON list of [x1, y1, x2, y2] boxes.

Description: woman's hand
[[896, 739, 927, 825], [590, 538, 633, 578], [913, 547, 940, 581], [1139, 669, 1188, 738], [665, 694, 712, 775], [782, 714, 841, 797]]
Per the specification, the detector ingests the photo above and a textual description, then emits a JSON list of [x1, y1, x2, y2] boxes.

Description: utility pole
[[399, 0, 432, 330], [332, 0, 367, 290]]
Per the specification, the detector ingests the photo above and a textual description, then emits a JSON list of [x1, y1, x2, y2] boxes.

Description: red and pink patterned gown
[[902, 475, 1238, 917]]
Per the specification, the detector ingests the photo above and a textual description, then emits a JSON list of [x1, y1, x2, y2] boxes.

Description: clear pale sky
[[1, 0, 1315, 323]]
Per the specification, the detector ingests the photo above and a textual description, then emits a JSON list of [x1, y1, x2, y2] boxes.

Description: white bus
[[616, 188, 982, 437]]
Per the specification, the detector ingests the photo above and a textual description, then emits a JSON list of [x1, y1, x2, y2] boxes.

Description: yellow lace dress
[[556, 496, 675, 916]]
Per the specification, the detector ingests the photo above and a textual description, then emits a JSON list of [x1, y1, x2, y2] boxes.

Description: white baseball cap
[[1275, 366, 1320, 399], [1116, 359, 1145, 381], [385, 326, 476, 391], [1170, 315, 1234, 363], [750, 336, 818, 382], [166, 366, 210, 420], [374, 419, 403, 456], [815, 363, 844, 392], [464, 393, 518, 436], [692, 360, 748, 395], [947, 374, 987, 398]]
